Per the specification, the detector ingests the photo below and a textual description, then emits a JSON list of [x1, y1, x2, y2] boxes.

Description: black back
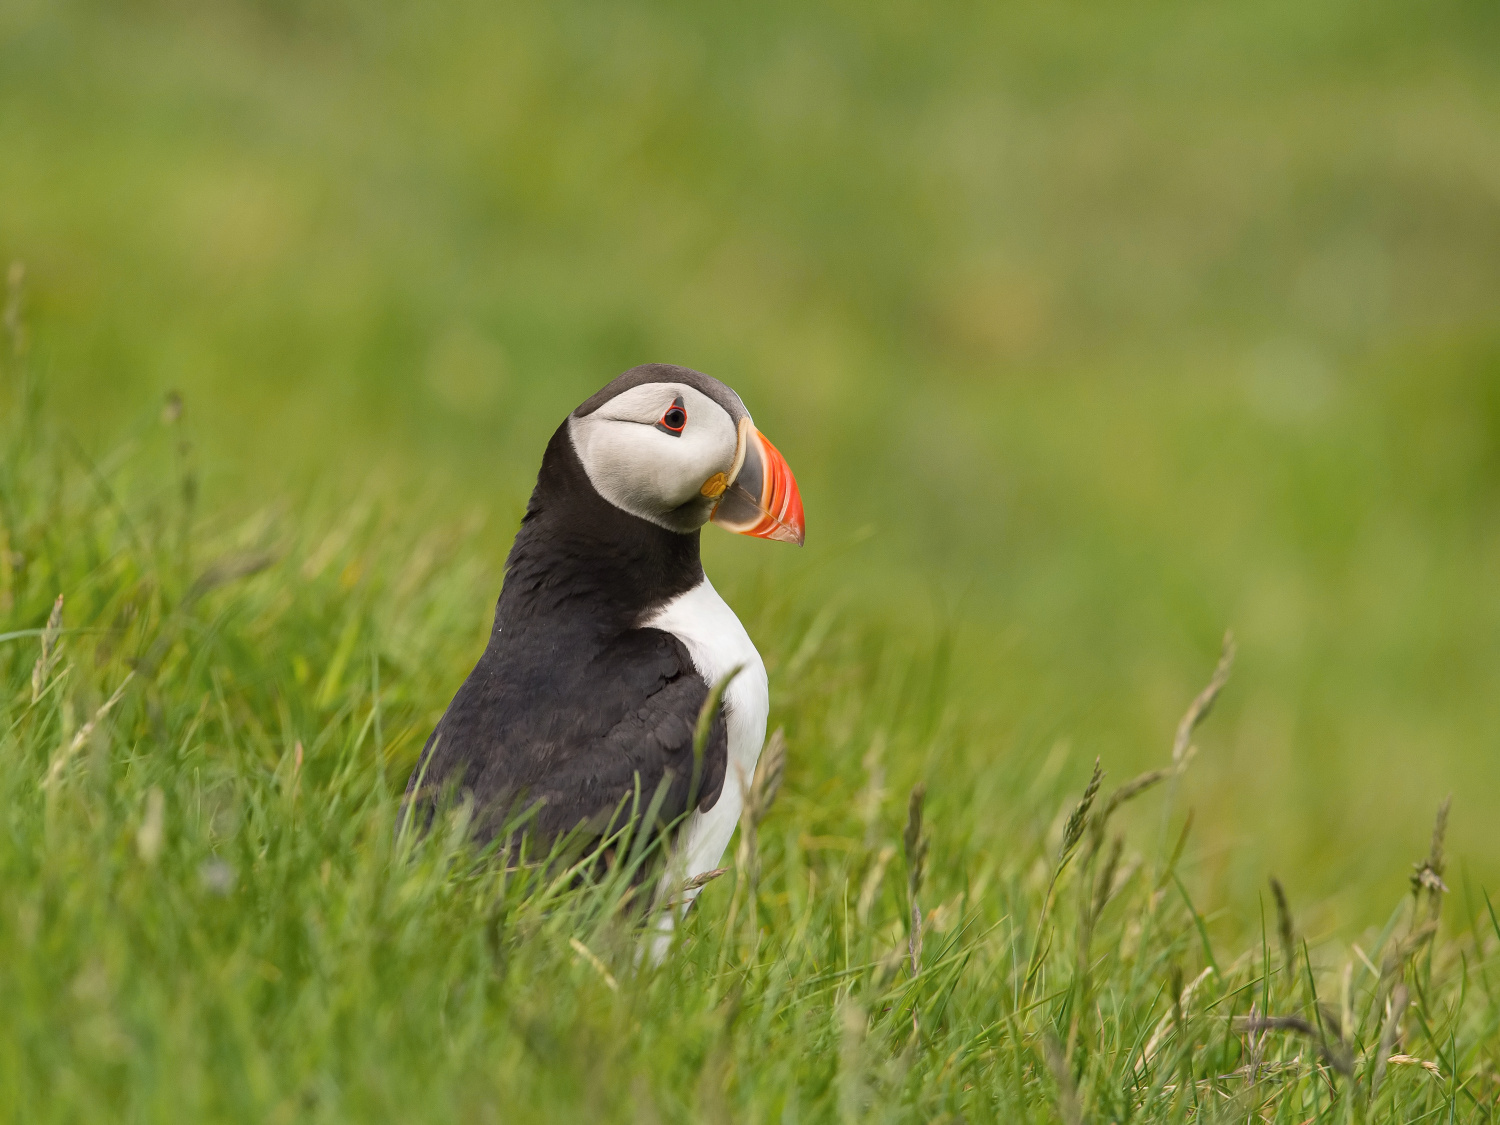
[[402, 408, 729, 850]]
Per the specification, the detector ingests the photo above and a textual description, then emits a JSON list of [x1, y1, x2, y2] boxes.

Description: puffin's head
[[568, 364, 805, 545]]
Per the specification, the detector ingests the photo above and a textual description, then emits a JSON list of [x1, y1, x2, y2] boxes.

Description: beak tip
[[708, 426, 805, 545]]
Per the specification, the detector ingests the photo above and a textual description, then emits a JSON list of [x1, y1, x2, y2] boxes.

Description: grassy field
[[3, 0, 1500, 1119]]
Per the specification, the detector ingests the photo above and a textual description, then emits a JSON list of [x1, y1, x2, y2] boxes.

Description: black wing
[[403, 624, 728, 849]]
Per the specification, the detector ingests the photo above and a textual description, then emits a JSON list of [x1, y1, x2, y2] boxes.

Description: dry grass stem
[[1136, 966, 1214, 1074], [186, 551, 278, 604], [1092, 835, 1124, 920], [568, 937, 619, 992], [30, 594, 63, 704], [1236, 1014, 1315, 1036], [1235, 991, 1361, 1079], [732, 728, 787, 946], [1269, 878, 1296, 972], [857, 844, 896, 924], [904, 784, 928, 976], [42, 671, 134, 790], [750, 728, 786, 822], [1171, 631, 1236, 769], [291, 740, 304, 802], [1368, 983, 1409, 1101], [1410, 795, 1451, 921], [1099, 768, 1170, 826]]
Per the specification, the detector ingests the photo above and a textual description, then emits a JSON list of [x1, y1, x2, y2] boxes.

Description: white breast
[[640, 576, 768, 930]]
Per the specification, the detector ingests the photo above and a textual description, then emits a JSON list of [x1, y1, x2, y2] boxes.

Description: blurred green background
[[3, 0, 1498, 927]]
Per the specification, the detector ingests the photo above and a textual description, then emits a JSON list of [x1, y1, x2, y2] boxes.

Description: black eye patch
[[655, 396, 687, 436]]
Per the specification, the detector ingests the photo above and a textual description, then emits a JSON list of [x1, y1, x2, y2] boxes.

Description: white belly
[[640, 576, 768, 923]]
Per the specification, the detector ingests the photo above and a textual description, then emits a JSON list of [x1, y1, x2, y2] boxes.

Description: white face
[[568, 382, 745, 533]]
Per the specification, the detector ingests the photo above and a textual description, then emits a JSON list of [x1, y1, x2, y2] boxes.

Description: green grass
[[3, 326, 1499, 1121], [5, 0, 1500, 916], [4, 0, 1500, 1117]]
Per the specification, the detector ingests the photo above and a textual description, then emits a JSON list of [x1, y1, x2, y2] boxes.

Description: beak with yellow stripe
[[704, 418, 805, 545]]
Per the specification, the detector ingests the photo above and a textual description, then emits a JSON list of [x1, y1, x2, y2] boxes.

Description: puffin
[[403, 363, 804, 921]]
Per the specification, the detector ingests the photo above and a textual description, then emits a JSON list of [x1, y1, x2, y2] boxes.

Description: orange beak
[[707, 419, 805, 545]]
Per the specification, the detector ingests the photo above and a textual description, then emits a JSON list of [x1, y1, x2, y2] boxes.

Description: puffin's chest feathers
[[641, 578, 769, 798]]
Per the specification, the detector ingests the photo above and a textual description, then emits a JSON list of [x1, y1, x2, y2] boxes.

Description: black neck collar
[[494, 422, 704, 634]]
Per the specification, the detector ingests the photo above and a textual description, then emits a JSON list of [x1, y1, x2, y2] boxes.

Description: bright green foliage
[[4, 0, 1500, 1117], [2, 369, 1496, 1122]]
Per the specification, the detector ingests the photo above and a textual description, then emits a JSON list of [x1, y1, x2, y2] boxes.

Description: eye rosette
[[655, 396, 687, 436]]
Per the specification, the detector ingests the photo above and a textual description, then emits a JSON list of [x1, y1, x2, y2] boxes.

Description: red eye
[[656, 397, 687, 435]]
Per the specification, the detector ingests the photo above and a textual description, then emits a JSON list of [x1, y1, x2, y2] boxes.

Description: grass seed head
[[749, 727, 786, 826], [857, 843, 896, 925], [31, 593, 63, 704], [1092, 834, 1124, 920], [683, 867, 727, 892], [42, 670, 134, 790], [1269, 877, 1296, 972], [1410, 795, 1451, 920], [903, 783, 928, 893], [1171, 630, 1236, 769], [1385, 1053, 1442, 1079], [904, 784, 928, 976], [1060, 759, 1103, 863]]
